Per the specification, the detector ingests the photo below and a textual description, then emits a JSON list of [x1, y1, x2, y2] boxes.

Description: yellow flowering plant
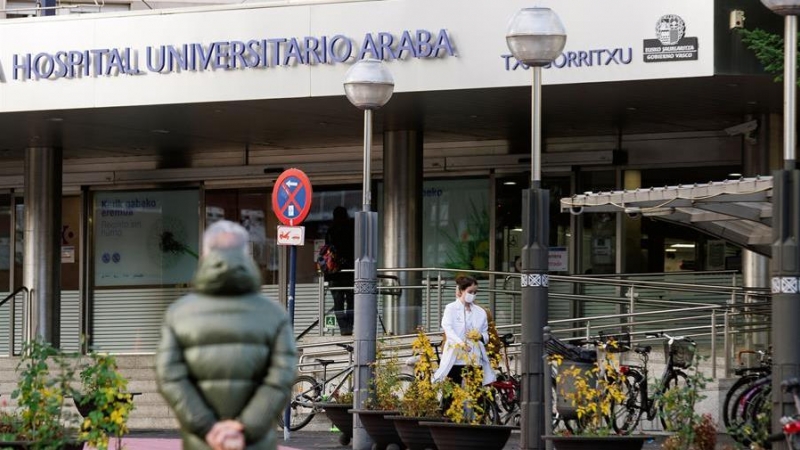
[[401, 328, 442, 418], [552, 348, 626, 436], [75, 351, 134, 450], [443, 342, 494, 425], [6, 338, 82, 449]]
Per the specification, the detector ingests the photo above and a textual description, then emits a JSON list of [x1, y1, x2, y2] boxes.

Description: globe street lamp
[[506, 8, 566, 450], [343, 58, 394, 450], [761, 1, 800, 448]]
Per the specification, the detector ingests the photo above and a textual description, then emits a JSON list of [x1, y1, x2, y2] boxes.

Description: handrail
[[1, 286, 28, 357], [0, 286, 28, 309]]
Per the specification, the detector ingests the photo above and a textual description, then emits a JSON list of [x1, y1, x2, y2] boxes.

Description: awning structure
[[559, 177, 774, 256]]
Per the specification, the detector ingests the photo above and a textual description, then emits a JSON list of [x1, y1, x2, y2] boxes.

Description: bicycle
[[723, 348, 772, 446], [610, 331, 696, 434], [489, 333, 521, 426], [545, 334, 603, 433], [767, 377, 800, 449], [279, 343, 415, 432]]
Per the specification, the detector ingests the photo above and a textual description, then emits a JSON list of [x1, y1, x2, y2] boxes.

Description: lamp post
[[343, 58, 394, 450], [506, 8, 566, 450], [761, 2, 800, 448]]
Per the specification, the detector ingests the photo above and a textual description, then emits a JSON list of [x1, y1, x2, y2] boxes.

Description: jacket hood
[[192, 249, 262, 296]]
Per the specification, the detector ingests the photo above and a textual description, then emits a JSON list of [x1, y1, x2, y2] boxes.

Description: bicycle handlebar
[[336, 343, 354, 353], [644, 331, 692, 345]]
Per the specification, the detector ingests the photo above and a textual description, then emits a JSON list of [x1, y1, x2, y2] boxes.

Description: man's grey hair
[[203, 220, 249, 255]]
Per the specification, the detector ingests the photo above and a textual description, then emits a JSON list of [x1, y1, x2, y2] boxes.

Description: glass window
[[206, 186, 362, 285], [422, 178, 489, 270], [93, 189, 200, 287], [61, 196, 81, 290], [205, 189, 276, 284]]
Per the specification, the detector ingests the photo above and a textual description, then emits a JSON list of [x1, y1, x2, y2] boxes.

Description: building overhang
[[560, 177, 774, 257]]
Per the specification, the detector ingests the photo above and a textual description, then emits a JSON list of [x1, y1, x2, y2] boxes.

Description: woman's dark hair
[[455, 275, 477, 291]]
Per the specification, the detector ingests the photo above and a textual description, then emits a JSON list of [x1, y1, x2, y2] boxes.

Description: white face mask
[[463, 292, 476, 304]]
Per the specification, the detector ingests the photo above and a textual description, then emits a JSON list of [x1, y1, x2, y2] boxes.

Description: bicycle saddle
[[501, 333, 515, 347], [316, 359, 336, 367], [634, 345, 652, 354]]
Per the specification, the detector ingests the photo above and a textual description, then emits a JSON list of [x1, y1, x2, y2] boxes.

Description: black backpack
[[316, 244, 340, 275]]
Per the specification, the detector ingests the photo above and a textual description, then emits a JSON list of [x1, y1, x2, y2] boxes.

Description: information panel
[[94, 189, 200, 286]]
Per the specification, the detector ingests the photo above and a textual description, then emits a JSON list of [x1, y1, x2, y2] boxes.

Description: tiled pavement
[[80, 428, 739, 449], [94, 429, 738, 449]]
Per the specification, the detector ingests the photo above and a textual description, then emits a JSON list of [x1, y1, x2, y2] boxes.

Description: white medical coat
[[432, 299, 496, 386]]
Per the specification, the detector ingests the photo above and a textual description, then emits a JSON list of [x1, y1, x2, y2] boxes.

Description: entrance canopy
[[559, 176, 773, 256]]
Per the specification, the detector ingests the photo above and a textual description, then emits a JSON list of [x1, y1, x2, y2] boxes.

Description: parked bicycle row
[[546, 330, 697, 434]]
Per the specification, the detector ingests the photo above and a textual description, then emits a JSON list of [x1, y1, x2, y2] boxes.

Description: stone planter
[[420, 421, 514, 450], [543, 435, 653, 450], [314, 402, 353, 445], [349, 409, 402, 450], [387, 416, 446, 450]]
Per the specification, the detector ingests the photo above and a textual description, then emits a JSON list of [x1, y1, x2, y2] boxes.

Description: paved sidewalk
[[88, 428, 738, 449]]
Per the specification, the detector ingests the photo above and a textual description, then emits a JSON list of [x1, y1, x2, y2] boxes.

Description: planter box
[[387, 416, 446, 450], [314, 402, 353, 446], [544, 435, 653, 450], [554, 361, 597, 420], [420, 421, 514, 450], [349, 409, 402, 450]]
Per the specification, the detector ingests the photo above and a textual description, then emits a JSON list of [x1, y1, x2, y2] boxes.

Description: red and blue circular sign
[[272, 168, 313, 226]]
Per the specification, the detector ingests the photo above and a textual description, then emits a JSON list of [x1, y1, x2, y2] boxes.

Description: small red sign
[[272, 168, 313, 226]]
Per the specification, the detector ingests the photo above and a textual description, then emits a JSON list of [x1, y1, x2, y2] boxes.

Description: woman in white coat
[[433, 276, 496, 387]]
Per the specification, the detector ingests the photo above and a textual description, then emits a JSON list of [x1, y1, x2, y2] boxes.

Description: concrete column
[[23, 147, 62, 346], [621, 170, 642, 273], [742, 251, 769, 354], [381, 130, 423, 335], [742, 113, 770, 359]]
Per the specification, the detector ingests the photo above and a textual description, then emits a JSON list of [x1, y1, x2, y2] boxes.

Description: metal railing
[[0, 286, 28, 357], [297, 268, 767, 379]]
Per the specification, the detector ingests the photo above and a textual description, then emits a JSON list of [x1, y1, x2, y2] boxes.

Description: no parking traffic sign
[[271, 168, 312, 226]]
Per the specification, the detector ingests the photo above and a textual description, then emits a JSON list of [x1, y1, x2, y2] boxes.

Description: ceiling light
[[48, 117, 63, 122], [670, 243, 695, 249], [503, 181, 517, 186], [665, 248, 677, 253]]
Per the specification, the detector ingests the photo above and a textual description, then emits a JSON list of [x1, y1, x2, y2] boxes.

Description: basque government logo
[[643, 14, 698, 63]]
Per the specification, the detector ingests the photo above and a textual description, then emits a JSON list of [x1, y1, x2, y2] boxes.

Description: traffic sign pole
[[272, 168, 313, 441]]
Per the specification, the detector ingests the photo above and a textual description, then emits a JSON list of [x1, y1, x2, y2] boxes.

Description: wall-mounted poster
[[94, 190, 199, 286]]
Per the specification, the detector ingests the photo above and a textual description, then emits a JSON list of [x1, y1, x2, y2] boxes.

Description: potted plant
[[315, 390, 354, 445], [350, 340, 409, 450], [420, 337, 515, 450], [388, 328, 446, 450], [659, 355, 716, 450], [545, 350, 652, 450], [0, 338, 83, 450], [73, 351, 135, 450]]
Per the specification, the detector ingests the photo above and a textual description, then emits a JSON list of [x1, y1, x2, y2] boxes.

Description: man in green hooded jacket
[[156, 220, 297, 450]]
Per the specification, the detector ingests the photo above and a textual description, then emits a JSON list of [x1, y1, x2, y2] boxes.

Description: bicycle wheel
[[723, 373, 764, 429], [728, 378, 771, 446], [659, 372, 689, 432], [278, 375, 320, 431], [479, 394, 501, 425], [739, 384, 772, 448], [611, 373, 643, 435]]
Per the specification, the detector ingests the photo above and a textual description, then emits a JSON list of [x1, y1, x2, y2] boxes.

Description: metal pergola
[[560, 176, 774, 256]]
